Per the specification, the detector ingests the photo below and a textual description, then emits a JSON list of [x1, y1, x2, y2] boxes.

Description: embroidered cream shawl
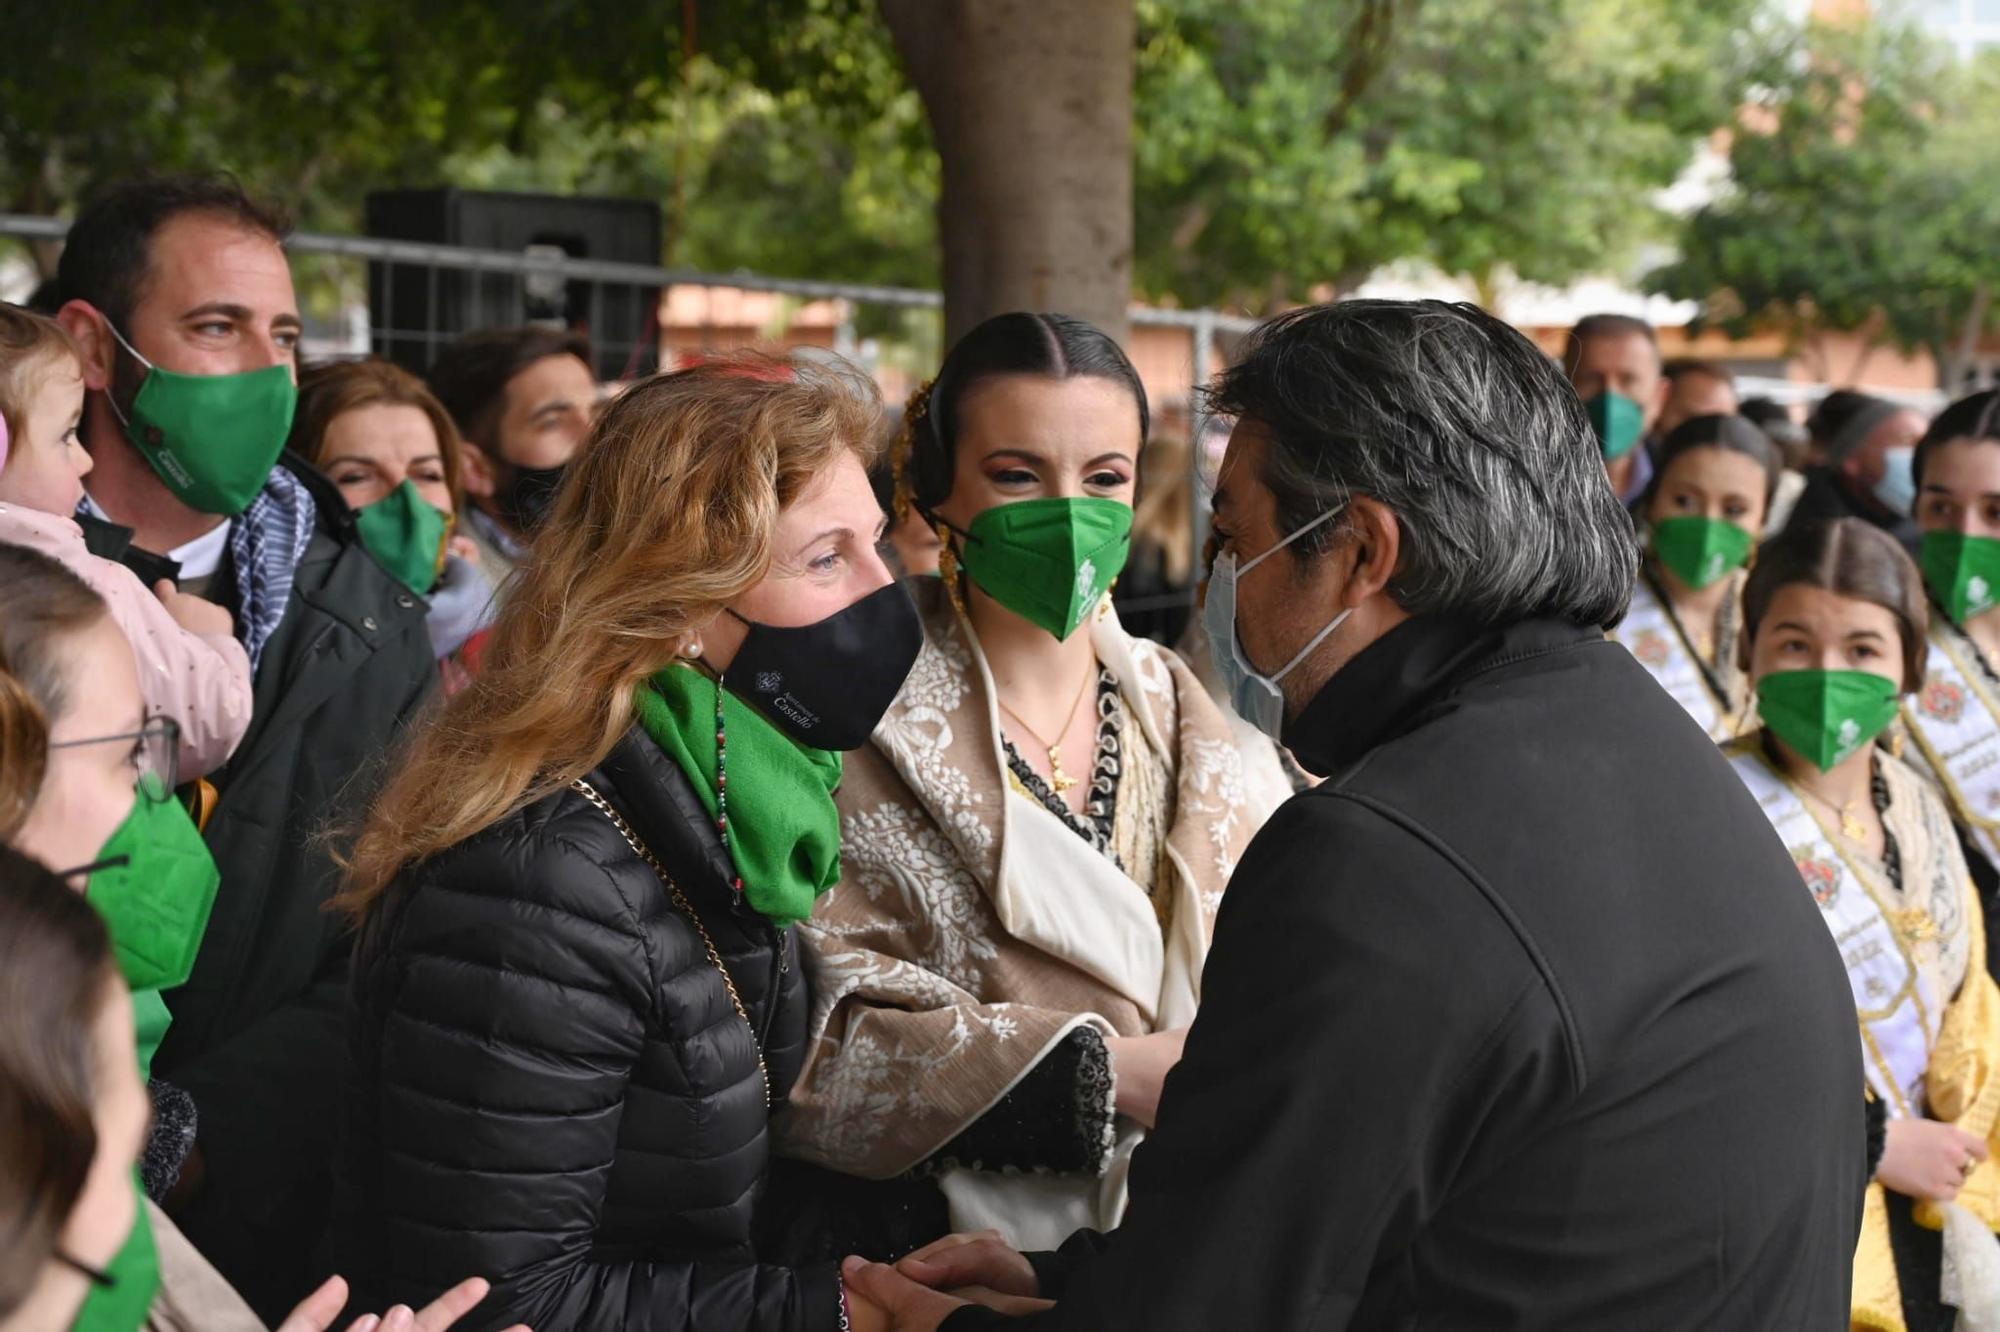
[[779, 581, 1267, 1200], [1729, 743, 2000, 1332]]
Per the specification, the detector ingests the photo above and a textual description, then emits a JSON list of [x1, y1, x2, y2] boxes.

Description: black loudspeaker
[[364, 189, 662, 381]]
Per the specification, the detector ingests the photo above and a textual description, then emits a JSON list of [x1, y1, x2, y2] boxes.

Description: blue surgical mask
[[1202, 506, 1349, 740], [1874, 446, 1916, 516]]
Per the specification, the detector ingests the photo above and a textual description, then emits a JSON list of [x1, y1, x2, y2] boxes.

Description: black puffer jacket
[[328, 726, 840, 1331]]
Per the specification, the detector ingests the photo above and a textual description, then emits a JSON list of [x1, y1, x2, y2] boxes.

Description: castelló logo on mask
[[1076, 558, 1098, 602], [757, 671, 783, 693], [1837, 718, 1861, 754], [1973, 576, 1992, 612]]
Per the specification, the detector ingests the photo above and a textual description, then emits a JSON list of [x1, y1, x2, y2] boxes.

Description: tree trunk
[[881, 0, 1135, 347], [1942, 282, 1993, 392]]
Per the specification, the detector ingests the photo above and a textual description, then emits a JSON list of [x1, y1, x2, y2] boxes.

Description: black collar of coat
[[1284, 612, 1602, 776]]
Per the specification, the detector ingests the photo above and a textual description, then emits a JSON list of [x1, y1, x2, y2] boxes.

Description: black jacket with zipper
[[327, 724, 842, 1331], [84, 452, 437, 1317], [948, 614, 1865, 1331]]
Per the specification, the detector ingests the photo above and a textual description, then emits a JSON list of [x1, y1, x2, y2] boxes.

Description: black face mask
[[723, 581, 924, 751], [500, 462, 567, 532]]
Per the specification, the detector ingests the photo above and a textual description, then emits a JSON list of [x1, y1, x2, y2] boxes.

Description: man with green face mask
[[1564, 312, 1669, 511], [51, 174, 438, 1319]]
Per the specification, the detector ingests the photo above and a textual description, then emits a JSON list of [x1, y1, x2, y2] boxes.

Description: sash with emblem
[[1611, 568, 1746, 742], [1727, 747, 1943, 1114], [1904, 616, 2000, 866], [1727, 742, 2000, 1332]]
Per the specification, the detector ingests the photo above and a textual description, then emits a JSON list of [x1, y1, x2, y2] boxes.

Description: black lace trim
[[1873, 759, 1904, 893], [924, 1026, 1116, 1176], [1003, 668, 1123, 864]]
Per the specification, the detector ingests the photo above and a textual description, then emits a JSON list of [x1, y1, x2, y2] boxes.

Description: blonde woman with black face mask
[[331, 356, 924, 1332]]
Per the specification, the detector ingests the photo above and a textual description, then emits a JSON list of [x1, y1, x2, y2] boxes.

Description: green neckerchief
[[632, 663, 842, 927]]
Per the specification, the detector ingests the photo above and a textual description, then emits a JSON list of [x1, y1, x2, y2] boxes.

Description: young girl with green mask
[[1728, 517, 2000, 1331], [1905, 389, 2000, 894], [1611, 413, 1781, 741], [0, 304, 251, 782], [782, 312, 1277, 1252]]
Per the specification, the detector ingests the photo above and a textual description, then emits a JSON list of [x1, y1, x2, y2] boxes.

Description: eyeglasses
[[48, 716, 181, 802]]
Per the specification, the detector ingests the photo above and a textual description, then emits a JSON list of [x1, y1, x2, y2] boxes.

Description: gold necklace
[[1793, 773, 1870, 842], [998, 668, 1096, 794]]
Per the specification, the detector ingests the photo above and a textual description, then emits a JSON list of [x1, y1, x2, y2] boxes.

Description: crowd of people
[[2, 170, 1998, 1332]]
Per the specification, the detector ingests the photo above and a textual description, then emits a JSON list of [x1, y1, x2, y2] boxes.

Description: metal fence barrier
[[1, 212, 1240, 634]]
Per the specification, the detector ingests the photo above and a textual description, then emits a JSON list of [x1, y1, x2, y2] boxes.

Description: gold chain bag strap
[[570, 777, 771, 1108]]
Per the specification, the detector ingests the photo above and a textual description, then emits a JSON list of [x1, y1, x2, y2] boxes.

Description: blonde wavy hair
[[335, 353, 883, 918]]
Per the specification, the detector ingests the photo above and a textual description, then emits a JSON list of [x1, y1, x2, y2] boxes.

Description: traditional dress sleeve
[[780, 921, 1121, 1179]]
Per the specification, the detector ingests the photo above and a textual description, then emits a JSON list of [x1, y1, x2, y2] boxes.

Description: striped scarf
[[228, 466, 315, 672]]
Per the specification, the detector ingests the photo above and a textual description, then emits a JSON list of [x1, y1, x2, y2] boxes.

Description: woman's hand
[[1104, 1027, 1189, 1128], [1877, 1118, 1989, 1202], [273, 1275, 531, 1332], [894, 1230, 1039, 1300]]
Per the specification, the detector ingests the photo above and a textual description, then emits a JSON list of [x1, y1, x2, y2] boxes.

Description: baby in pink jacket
[[0, 305, 251, 779]]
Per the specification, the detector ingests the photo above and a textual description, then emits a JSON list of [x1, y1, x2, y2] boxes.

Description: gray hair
[[1209, 299, 1639, 630]]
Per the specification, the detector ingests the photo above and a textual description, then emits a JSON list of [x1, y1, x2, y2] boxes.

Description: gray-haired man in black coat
[[846, 299, 1865, 1331]]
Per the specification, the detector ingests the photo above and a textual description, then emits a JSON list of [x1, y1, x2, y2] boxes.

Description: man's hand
[[273, 1275, 531, 1332], [896, 1231, 1039, 1300]]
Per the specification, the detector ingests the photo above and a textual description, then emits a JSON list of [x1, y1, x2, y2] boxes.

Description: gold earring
[[1097, 576, 1118, 622], [937, 527, 969, 621]]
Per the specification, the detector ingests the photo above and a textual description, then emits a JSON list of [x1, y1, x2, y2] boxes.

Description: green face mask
[[84, 774, 221, 994], [67, 1174, 160, 1332], [106, 323, 296, 516], [1921, 530, 2000, 625], [950, 497, 1133, 640], [354, 480, 451, 594], [1651, 515, 1754, 589], [1584, 389, 1646, 462], [1757, 669, 1902, 772]]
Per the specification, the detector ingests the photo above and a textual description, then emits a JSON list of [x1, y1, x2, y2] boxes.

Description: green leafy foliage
[[1648, 22, 2000, 386], [1131, 0, 1760, 309], [3, 0, 1775, 314]]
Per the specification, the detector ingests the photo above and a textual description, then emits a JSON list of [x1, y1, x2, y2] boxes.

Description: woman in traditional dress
[[1904, 390, 2000, 971], [777, 312, 1276, 1250], [1612, 413, 1782, 740], [1729, 517, 2000, 1331]]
